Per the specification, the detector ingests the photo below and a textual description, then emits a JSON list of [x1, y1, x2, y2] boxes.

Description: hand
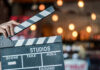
[[0, 20, 20, 38], [0, 62, 1, 70]]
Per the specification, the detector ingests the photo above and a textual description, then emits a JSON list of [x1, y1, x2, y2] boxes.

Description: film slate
[[1, 36, 65, 70], [0, 6, 55, 48]]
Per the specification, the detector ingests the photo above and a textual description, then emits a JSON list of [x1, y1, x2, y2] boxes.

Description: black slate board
[[1, 36, 65, 70]]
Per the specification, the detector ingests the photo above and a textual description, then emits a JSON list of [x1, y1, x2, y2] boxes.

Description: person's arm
[[0, 20, 20, 38]]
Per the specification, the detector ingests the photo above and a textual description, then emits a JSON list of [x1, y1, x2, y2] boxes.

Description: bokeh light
[[69, 23, 75, 31], [57, 27, 63, 34], [86, 26, 92, 33], [78, 0, 84, 8], [30, 24, 37, 31], [91, 13, 96, 21], [31, 4, 38, 10], [8, 0, 13, 4], [57, 0, 63, 7], [72, 31, 78, 37], [52, 14, 59, 22], [39, 4, 45, 11]]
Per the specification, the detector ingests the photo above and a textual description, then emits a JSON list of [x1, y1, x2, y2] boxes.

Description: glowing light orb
[[69, 23, 75, 31], [57, 0, 63, 7], [30, 24, 37, 31], [72, 31, 78, 37], [57, 27, 63, 34], [78, 1, 84, 8], [86, 26, 92, 33], [91, 13, 96, 21], [39, 4, 45, 11], [52, 14, 59, 22]]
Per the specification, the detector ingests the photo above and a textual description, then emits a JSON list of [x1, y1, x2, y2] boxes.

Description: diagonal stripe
[[25, 38, 36, 46], [36, 37, 46, 44], [39, 10, 51, 17], [20, 21, 32, 28], [17, 25, 25, 29], [47, 36, 57, 43], [27, 20, 35, 24], [46, 6, 55, 12], [36, 14, 44, 18], [30, 16, 41, 22], [15, 39, 25, 47], [14, 27, 23, 34]]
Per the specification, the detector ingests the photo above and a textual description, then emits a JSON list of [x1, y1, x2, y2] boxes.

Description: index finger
[[10, 20, 20, 25]]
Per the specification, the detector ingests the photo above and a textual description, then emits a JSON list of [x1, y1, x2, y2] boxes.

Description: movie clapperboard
[[0, 6, 55, 60], [0, 6, 65, 70]]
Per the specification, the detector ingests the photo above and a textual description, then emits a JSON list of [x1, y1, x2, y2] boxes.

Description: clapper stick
[[0, 6, 55, 48], [13, 6, 55, 35]]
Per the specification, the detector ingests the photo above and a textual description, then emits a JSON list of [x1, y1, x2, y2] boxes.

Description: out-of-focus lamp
[[30, 24, 37, 31], [86, 26, 92, 33], [78, 0, 84, 8], [57, 27, 63, 34], [39, 4, 45, 11], [57, 0, 63, 7], [72, 31, 78, 37], [91, 13, 96, 21], [69, 23, 75, 31], [52, 14, 59, 22]]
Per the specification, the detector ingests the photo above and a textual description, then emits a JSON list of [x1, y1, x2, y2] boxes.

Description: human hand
[[0, 20, 20, 38], [0, 62, 1, 70]]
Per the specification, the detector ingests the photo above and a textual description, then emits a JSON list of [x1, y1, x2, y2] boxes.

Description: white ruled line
[[4, 64, 62, 70], [2, 50, 61, 58], [21, 56, 24, 68], [41, 53, 43, 66]]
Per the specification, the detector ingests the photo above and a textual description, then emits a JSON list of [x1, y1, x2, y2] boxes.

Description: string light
[[57, 0, 63, 7], [39, 4, 45, 11], [68, 23, 75, 31], [57, 27, 63, 34], [72, 31, 78, 37], [78, 0, 84, 8], [30, 24, 37, 31], [91, 13, 96, 21], [52, 14, 59, 22], [86, 26, 92, 33]]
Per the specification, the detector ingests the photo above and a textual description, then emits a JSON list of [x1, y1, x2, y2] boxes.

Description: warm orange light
[[78, 1, 84, 8], [57, 27, 63, 34], [39, 4, 45, 11], [91, 13, 96, 21], [72, 31, 78, 37], [69, 23, 75, 31], [86, 26, 92, 33], [52, 14, 59, 22], [57, 0, 63, 7], [30, 24, 37, 31]]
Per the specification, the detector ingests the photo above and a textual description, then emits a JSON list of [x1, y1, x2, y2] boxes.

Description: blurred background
[[0, 0, 100, 70]]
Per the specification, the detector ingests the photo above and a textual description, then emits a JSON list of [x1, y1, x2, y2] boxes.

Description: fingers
[[0, 27, 7, 38], [9, 20, 20, 25], [5, 26, 10, 36], [9, 24, 14, 36], [0, 62, 1, 70], [0, 20, 20, 38]]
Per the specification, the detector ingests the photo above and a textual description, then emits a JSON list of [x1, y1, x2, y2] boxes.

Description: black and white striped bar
[[13, 36, 62, 47], [14, 6, 55, 34]]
